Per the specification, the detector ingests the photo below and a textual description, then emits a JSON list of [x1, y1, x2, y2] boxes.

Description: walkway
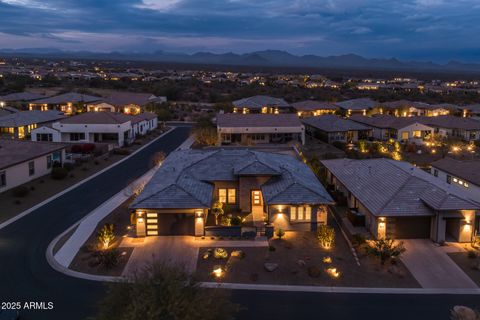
[[400, 239, 477, 289]]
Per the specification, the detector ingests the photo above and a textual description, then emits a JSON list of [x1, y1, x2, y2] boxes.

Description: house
[[322, 158, 480, 243], [0, 92, 46, 109], [302, 115, 372, 144], [0, 110, 66, 139], [232, 95, 291, 114], [217, 113, 305, 145], [31, 112, 157, 147], [336, 98, 380, 116], [29, 92, 102, 114], [0, 139, 66, 193], [349, 115, 434, 144], [129, 149, 334, 236], [430, 158, 480, 200], [87, 92, 164, 114], [417, 115, 480, 141], [460, 104, 480, 118], [291, 100, 338, 117]]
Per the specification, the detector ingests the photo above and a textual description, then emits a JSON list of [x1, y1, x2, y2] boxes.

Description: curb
[[0, 127, 175, 231]]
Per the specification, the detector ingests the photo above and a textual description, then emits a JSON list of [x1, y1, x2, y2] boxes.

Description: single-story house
[[0, 139, 66, 193], [130, 149, 334, 236], [302, 115, 372, 143], [0, 92, 46, 109], [291, 100, 338, 117], [416, 115, 480, 141], [430, 158, 480, 200], [460, 104, 480, 118], [336, 98, 380, 116], [0, 110, 66, 139], [349, 115, 434, 144], [87, 92, 164, 114], [31, 112, 157, 147], [29, 92, 102, 114], [322, 158, 480, 243], [232, 95, 292, 114], [217, 113, 305, 145], [380, 100, 454, 117]]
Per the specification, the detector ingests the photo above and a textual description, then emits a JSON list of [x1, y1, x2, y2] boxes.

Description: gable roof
[[416, 115, 480, 130], [58, 112, 132, 125], [336, 98, 379, 110], [291, 100, 338, 111], [431, 157, 480, 187], [30, 92, 102, 105], [130, 149, 334, 210], [233, 95, 290, 109], [0, 92, 46, 102], [0, 139, 66, 170], [302, 115, 370, 132], [0, 110, 65, 127], [217, 113, 302, 128], [321, 158, 480, 217], [349, 114, 433, 130]]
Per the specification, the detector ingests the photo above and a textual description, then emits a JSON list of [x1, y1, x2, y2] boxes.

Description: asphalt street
[[0, 124, 478, 320]]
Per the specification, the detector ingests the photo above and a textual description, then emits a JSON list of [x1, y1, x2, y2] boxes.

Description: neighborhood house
[[0, 110, 66, 139], [431, 158, 480, 200], [232, 95, 292, 114], [302, 114, 372, 143]]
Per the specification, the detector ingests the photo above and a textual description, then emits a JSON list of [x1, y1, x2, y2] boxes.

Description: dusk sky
[[0, 0, 479, 62]]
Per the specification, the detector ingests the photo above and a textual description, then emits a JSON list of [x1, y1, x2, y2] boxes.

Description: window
[[46, 155, 52, 169], [412, 130, 421, 138], [446, 175, 452, 184], [218, 189, 227, 203], [227, 189, 236, 204], [37, 133, 53, 142], [28, 161, 35, 176], [290, 207, 297, 220], [401, 131, 409, 140], [0, 171, 5, 188], [70, 132, 85, 141], [433, 169, 438, 177], [290, 206, 312, 221]]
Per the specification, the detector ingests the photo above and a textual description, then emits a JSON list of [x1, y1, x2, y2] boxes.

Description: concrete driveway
[[400, 239, 477, 289], [121, 236, 199, 276]]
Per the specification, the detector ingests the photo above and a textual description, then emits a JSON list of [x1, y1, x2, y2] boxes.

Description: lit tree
[[365, 238, 405, 265], [317, 224, 335, 249], [97, 223, 115, 250]]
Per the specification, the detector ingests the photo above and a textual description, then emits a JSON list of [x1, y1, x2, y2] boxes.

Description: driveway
[[400, 239, 477, 289], [121, 236, 199, 276]]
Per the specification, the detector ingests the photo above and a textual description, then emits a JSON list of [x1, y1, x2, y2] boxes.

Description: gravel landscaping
[[448, 252, 480, 287]]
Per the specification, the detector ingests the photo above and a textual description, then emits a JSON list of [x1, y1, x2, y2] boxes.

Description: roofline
[[0, 144, 66, 170], [430, 164, 479, 187]]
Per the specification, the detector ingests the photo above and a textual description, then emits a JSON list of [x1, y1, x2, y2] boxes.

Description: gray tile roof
[[349, 115, 431, 130], [0, 92, 46, 102], [321, 158, 480, 217], [233, 95, 290, 109], [103, 92, 156, 107], [291, 100, 338, 111], [302, 115, 371, 132], [130, 149, 334, 210], [217, 113, 302, 128], [0, 110, 65, 127], [431, 158, 480, 186], [0, 139, 66, 170], [30, 92, 102, 104], [417, 115, 480, 130], [336, 98, 379, 110]]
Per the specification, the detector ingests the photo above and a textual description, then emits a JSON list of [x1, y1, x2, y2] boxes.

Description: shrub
[[365, 238, 406, 265], [275, 228, 285, 239], [97, 223, 115, 250], [12, 185, 29, 198], [51, 167, 68, 180], [268, 245, 276, 252], [317, 224, 335, 249], [467, 250, 478, 259], [97, 249, 121, 270], [230, 216, 242, 226], [220, 216, 231, 226], [113, 148, 131, 155], [30, 186, 35, 191]]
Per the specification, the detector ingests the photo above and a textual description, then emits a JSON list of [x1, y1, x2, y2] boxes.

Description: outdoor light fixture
[[327, 267, 340, 278], [213, 265, 223, 278]]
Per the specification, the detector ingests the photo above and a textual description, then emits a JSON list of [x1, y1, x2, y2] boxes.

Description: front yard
[[196, 228, 419, 288], [448, 250, 480, 287]]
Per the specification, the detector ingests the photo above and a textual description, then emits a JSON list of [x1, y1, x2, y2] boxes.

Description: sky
[[0, 0, 479, 62]]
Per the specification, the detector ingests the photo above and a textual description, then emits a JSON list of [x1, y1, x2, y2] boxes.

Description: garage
[[393, 216, 431, 239], [145, 213, 195, 236]]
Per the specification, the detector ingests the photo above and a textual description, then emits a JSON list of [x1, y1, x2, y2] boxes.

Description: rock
[[264, 262, 279, 272], [297, 259, 306, 267], [451, 306, 477, 320], [231, 250, 245, 258]]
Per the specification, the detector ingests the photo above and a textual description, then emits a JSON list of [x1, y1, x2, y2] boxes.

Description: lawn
[[196, 229, 419, 288], [69, 197, 134, 277], [447, 252, 480, 286]]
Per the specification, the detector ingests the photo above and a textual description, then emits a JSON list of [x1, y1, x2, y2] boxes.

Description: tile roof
[[302, 115, 371, 132], [321, 158, 480, 216], [417, 115, 480, 130], [0, 139, 66, 170], [58, 112, 133, 125], [103, 92, 156, 107], [349, 114, 432, 130], [0, 92, 46, 102], [30, 92, 102, 104], [336, 98, 379, 110], [291, 100, 338, 111], [130, 149, 334, 210], [217, 113, 302, 128], [0, 110, 65, 127], [431, 157, 480, 186], [233, 95, 290, 109]]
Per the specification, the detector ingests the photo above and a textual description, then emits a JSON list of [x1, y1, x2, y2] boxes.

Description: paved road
[[0, 125, 479, 319], [0, 126, 191, 320], [401, 239, 477, 288]]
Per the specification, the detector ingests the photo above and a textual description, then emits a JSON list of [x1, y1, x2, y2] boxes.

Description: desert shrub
[[365, 238, 406, 265], [275, 228, 285, 239], [220, 216, 231, 226], [12, 185, 29, 198], [63, 162, 74, 171], [51, 167, 68, 180], [307, 266, 322, 278], [97, 223, 115, 250], [97, 249, 121, 270], [317, 224, 335, 249], [113, 148, 131, 155]]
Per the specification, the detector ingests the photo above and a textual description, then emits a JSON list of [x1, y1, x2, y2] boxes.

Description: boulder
[[264, 262, 279, 272], [451, 306, 477, 320], [297, 259, 306, 267]]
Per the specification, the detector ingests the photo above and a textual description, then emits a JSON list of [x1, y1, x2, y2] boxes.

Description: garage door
[[146, 213, 195, 236], [394, 217, 431, 239]]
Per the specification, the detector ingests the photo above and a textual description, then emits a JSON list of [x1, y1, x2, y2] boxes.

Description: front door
[[252, 190, 262, 207]]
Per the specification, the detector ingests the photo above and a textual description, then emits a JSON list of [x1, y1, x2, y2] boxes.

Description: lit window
[[305, 206, 311, 220], [290, 207, 296, 220], [453, 177, 458, 183], [227, 189, 236, 204], [219, 189, 227, 203], [290, 206, 312, 221]]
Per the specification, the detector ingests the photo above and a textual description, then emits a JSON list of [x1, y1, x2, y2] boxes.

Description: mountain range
[[1, 48, 480, 73]]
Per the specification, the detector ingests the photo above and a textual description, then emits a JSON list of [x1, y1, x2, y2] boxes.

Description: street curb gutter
[[0, 127, 175, 231]]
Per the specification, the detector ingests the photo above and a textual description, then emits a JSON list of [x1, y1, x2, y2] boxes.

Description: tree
[[317, 224, 335, 249], [152, 151, 166, 167], [97, 224, 115, 250], [96, 263, 238, 320], [211, 202, 224, 226], [365, 238, 406, 265], [195, 127, 218, 146]]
